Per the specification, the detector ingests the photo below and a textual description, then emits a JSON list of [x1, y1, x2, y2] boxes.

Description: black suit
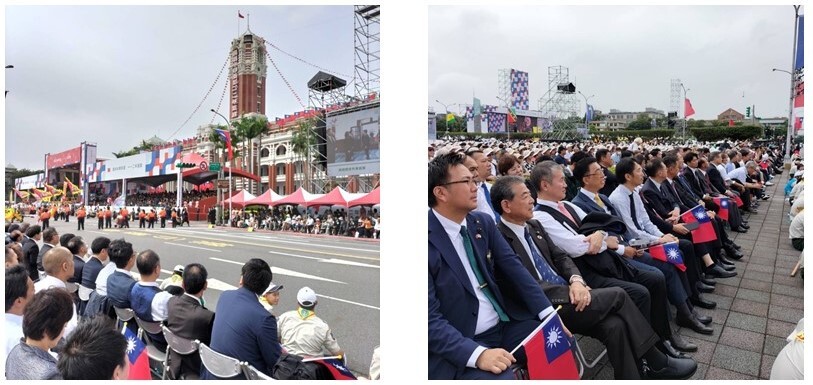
[[165, 294, 215, 380], [80, 257, 104, 290], [21, 236, 40, 281], [37, 243, 54, 274], [706, 166, 728, 196], [497, 219, 658, 379]]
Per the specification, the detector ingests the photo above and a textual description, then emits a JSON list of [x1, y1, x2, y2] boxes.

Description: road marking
[[268, 251, 323, 261], [209, 257, 346, 284], [317, 294, 379, 311], [190, 240, 233, 248], [320, 258, 380, 269], [165, 242, 222, 252], [171, 228, 380, 254], [124, 231, 149, 236], [159, 269, 235, 292], [153, 235, 185, 240]]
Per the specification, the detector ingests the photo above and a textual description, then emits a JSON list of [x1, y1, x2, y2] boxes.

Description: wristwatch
[[569, 275, 586, 286]]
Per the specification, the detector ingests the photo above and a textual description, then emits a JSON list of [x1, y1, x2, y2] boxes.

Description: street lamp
[[211, 109, 233, 226], [435, 99, 458, 136], [773, 68, 796, 159], [577, 91, 595, 126]]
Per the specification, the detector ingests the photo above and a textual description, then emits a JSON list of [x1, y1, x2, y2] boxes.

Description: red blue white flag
[[680, 205, 717, 244], [648, 241, 686, 272], [308, 357, 357, 380], [123, 324, 152, 380], [512, 313, 579, 380], [214, 128, 233, 160], [712, 196, 730, 221]]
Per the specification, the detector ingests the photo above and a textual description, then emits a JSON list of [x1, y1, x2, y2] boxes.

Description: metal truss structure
[[354, 5, 380, 100], [538, 66, 580, 132]]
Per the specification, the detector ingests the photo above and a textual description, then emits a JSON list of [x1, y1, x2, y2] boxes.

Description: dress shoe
[[718, 262, 736, 272], [740, 224, 750, 230], [677, 315, 714, 335], [731, 242, 743, 250], [744, 208, 758, 214], [701, 276, 717, 286], [644, 355, 698, 380], [659, 340, 689, 358], [732, 226, 748, 233], [761, 195, 771, 201], [692, 310, 712, 325], [696, 281, 715, 293], [691, 296, 717, 309], [725, 249, 744, 260], [669, 334, 698, 352], [707, 264, 737, 278]]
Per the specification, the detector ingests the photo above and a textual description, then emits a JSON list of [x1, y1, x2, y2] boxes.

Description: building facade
[[229, 31, 267, 120], [717, 108, 745, 122], [592, 107, 665, 130]]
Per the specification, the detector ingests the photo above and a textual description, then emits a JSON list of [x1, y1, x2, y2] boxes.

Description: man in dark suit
[[21, 225, 42, 282], [596, 148, 618, 197], [204, 258, 279, 379], [428, 152, 557, 380], [80, 237, 110, 291], [165, 263, 215, 380], [105, 239, 138, 333], [491, 175, 695, 379], [684, 152, 747, 232]]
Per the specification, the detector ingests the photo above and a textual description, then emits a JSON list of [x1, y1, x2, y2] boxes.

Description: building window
[[260, 148, 270, 158], [260, 165, 269, 177], [276, 145, 287, 156]]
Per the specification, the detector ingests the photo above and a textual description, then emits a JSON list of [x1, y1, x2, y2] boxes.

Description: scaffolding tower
[[537, 66, 580, 132], [497, 69, 511, 107], [354, 5, 380, 100], [670, 78, 685, 137], [307, 72, 349, 194]]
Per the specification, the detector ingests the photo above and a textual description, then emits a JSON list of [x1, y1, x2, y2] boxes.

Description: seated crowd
[[4, 234, 366, 380], [223, 207, 381, 238], [428, 137, 799, 380]]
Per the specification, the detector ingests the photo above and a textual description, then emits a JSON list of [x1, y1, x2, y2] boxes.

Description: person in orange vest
[[170, 209, 178, 228], [147, 209, 156, 229], [104, 206, 112, 229], [120, 207, 129, 228], [97, 207, 104, 229], [39, 207, 51, 229], [138, 209, 146, 229], [76, 206, 86, 231], [63, 204, 71, 223], [159, 208, 167, 228]]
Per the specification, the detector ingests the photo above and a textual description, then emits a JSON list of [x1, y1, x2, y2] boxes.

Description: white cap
[[297, 286, 317, 306], [794, 170, 804, 178], [263, 282, 284, 295]]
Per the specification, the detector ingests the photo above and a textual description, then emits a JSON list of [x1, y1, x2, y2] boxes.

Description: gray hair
[[530, 160, 562, 191], [490, 176, 526, 215], [745, 160, 758, 169]]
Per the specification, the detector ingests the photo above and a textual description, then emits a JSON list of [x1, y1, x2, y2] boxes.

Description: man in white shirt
[[34, 246, 79, 338], [5, 264, 34, 355]]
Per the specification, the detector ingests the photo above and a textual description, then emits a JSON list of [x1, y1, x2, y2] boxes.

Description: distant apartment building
[[591, 107, 666, 130]]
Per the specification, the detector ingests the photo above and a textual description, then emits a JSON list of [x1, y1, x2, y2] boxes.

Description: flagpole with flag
[[122, 322, 151, 379], [510, 305, 579, 380]]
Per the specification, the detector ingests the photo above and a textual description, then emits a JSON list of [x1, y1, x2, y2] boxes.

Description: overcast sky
[[429, 5, 802, 121], [5, 5, 356, 170]]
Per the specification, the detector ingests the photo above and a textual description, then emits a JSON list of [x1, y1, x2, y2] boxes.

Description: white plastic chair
[[196, 340, 247, 379], [77, 285, 93, 301], [242, 362, 275, 380], [133, 316, 168, 380], [161, 325, 198, 380]]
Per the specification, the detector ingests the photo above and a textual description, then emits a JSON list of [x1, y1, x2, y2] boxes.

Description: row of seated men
[[428, 147, 763, 380]]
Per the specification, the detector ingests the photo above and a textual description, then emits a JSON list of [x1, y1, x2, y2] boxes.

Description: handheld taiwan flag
[[648, 241, 686, 272], [305, 357, 357, 380], [511, 312, 579, 380], [123, 323, 152, 380], [680, 205, 717, 244], [214, 128, 233, 160], [712, 196, 730, 221]]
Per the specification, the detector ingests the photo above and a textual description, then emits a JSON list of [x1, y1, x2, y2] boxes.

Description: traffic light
[[745, 106, 751, 118], [175, 162, 197, 168]]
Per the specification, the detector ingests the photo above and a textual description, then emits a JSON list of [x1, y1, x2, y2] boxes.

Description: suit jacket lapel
[[428, 210, 475, 297], [497, 222, 538, 280]]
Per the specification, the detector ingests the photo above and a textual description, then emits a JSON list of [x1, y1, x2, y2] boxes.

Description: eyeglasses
[[441, 178, 477, 187]]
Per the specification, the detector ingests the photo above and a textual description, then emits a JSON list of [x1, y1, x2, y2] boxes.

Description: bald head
[[43, 246, 74, 281]]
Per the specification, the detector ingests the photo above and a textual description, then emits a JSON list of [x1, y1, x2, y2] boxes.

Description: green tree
[[291, 118, 318, 190], [626, 116, 652, 130], [112, 139, 159, 158], [232, 113, 269, 194], [436, 114, 466, 133]]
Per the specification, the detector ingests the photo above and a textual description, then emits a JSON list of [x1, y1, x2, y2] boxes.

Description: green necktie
[[460, 225, 509, 322]]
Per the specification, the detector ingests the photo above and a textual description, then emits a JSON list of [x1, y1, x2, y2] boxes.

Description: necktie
[[524, 229, 567, 285], [481, 183, 500, 222], [678, 175, 699, 200], [594, 194, 605, 208], [557, 202, 577, 225], [629, 193, 643, 231], [460, 226, 509, 322]]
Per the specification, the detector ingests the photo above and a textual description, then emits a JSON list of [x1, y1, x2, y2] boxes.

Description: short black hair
[[620, 150, 633, 159], [90, 237, 110, 255], [5, 265, 29, 312], [573, 157, 598, 187], [108, 239, 134, 269], [683, 151, 698, 164], [428, 152, 467, 207], [66, 236, 85, 255], [662, 154, 679, 169], [183, 263, 208, 295], [569, 151, 588, 166], [595, 148, 610, 162], [23, 288, 74, 340], [490, 176, 525, 215], [644, 158, 666, 178], [60, 233, 75, 248], [241, 258, 272, 295], [25, 225, 42, 239], [615, 157, 638, 183], [42, 227, 58, 243], [136, 249, 160, 275], [58, 316, 127, 380], [7, 223, 20, 234]]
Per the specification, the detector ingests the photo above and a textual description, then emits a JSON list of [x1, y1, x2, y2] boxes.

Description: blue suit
[[203, 287, 281, 380], [428, 210, 553, 380], [571, 191, 618, 217]]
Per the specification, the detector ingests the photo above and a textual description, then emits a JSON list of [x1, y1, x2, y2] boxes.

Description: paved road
[[33, 219, 380, 376]]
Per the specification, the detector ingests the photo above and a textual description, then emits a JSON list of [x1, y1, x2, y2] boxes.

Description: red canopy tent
[[348, 187, 380, 207], [245, 189, 284, 206], [305, 187, 364, 208], [271, 187, 321, 207], [222, 190, 257, 209]]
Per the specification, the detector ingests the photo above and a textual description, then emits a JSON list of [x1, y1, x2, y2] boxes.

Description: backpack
[[272, 353, 332, 380]]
